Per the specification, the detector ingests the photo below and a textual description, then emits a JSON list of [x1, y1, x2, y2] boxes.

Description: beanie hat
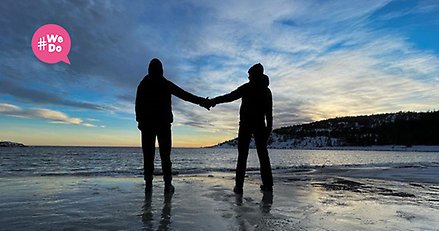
[[248, 63, 264, 76]]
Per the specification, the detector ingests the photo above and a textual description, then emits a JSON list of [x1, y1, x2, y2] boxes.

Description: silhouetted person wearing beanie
[[135, 58, 210, 193], [209, 63, 273, 194]]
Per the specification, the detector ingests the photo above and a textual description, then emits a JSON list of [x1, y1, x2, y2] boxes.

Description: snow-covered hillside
[[0, 141, 26, 147], [212, 111, 439, 149]]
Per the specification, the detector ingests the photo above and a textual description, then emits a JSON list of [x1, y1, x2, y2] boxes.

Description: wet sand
[[1, 167, 438, 230]]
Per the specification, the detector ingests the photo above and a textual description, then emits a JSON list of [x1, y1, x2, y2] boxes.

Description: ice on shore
[[1, 165, 438, 230]]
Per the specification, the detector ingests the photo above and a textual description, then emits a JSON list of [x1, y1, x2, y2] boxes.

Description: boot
[[233, 186, 243, 194], [260, 185, 273, 192]]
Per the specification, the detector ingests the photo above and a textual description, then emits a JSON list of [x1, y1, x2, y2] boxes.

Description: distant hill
[[212, 111, 439, 149], [0, 141, 26, 147]]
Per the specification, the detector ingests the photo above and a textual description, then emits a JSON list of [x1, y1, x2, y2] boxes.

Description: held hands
[[199, 97, 217, 110]]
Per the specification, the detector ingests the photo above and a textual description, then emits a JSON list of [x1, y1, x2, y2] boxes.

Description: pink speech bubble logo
[[32, 24, 71, 64]]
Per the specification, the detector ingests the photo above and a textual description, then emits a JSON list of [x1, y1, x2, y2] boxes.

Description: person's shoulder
[[138, 75, 148, 87], [240, 82, 250, 89], [163, 76, 172, 83], [233, 83, 248, 93], [162, 77, 176, 87]]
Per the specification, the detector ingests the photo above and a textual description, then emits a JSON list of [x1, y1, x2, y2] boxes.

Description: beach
[[1, 165, 438, 230]]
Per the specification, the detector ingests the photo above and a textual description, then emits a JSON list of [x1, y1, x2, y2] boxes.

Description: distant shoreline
[[209, 145, 439, 152], [0, 141, 26, 147], [2, 144, 439, 152]]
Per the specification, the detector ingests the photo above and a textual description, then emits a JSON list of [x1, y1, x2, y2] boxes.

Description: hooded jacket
[[135, 59, 205, 127], [212, 74, 273, 128]]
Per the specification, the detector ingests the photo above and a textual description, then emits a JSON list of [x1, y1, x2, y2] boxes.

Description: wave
[[2, 161, 438, 178]]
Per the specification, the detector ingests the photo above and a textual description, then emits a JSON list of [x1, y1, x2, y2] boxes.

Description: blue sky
[[0, 0, 438, 146]]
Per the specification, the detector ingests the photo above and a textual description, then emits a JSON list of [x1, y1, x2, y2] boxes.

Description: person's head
[[148, 58, 163, 77], [248, 63, 264, 77], [248, 63, 264, 82], [248, 63, 269, 87]]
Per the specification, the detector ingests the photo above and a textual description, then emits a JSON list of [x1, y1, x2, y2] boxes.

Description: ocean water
[[1, 147, 439, 177]]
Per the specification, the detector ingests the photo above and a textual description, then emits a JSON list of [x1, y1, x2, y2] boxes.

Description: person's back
[[136, 75, 174, 126], [239, 74, 271, 127]]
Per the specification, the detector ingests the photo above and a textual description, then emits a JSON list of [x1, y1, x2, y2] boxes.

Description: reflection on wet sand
[[234, 193, 243, 206], [142, 188, 153, 229], [159, 192, 173, 230], [261, 191, 273, 213], [142, 186, 174, 230], [233, 191, 274, 229]]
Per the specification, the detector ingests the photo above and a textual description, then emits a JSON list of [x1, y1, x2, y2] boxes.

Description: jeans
[[235, 124, 273, 188], [141, 123, 172, 181]]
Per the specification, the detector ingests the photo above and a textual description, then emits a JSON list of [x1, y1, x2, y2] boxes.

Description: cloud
[[0, 103, 98, 127], [0, 0, 147, 112], [0, 103, 21, 112], [1, 0, 439, 144], [127, 0, 438, 138], [0, 79, 111, 111]]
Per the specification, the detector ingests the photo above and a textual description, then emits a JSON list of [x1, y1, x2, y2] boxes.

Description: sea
[[1, 147, 439, 178]]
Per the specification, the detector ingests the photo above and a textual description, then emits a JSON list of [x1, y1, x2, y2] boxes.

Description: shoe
[[260, 185, 273, 192], [233, 186, 243, 194], [164, 184, 175, 194]]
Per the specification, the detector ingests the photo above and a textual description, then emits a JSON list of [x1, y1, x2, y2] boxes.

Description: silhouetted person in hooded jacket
[[210, 63, 273, 194], [136, 58, 209, 193]]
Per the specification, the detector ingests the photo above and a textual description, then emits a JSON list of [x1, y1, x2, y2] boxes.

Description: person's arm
[[168, 80, 207, 106], [211, 85, 245, 106], [135, 82, 148, 130], [266, 88, 273, 132], [135, 84, 143, 123]]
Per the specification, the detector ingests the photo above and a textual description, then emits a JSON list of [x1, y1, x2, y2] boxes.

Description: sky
[[0, 0, 438, 147]]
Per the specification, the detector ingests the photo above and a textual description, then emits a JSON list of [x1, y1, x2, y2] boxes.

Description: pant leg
[[141, 129, 156, 180], [157, 123, 172, 182], [254, 126, 273, 187], [236, 125, 252, 188]]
